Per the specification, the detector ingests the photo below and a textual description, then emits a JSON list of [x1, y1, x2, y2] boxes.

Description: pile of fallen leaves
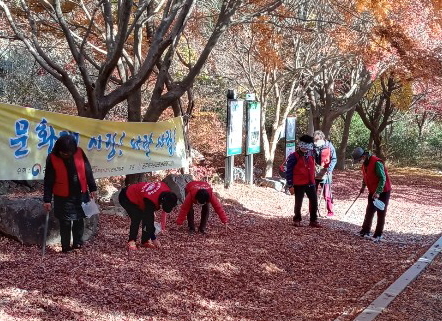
[[1, 168, 441, 321]]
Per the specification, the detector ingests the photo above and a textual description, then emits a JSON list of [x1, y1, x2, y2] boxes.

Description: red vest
[[292, 151, 316, 185], [362, 156, 392, 194], [126, 182, 171, 210], [50, 148, 88, 197], [318, 144, 331, 168], [176, 181, 228, 224], [185, 181, 213, 203]]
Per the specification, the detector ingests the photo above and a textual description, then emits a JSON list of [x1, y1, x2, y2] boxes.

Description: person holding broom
[[352, 147, 392, 243], [313, 130, 337, 217]]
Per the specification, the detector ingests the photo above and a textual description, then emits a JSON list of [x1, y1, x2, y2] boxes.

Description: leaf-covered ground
[[1, 168, 441, 321]]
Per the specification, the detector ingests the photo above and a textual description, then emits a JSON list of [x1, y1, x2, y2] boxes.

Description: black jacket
[[43, 149, 97, 220]]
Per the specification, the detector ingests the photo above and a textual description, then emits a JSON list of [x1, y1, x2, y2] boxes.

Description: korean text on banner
[[0, 103, 187, 180]]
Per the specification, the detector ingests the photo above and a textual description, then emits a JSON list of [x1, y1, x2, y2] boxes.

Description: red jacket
[[176, 181, 228, 224], [50, 148, 87, 197], [362, 156, 392, 194], [318, 146, 331, 168], [126, 182, 171, 210], [290, 151, 315, 185]]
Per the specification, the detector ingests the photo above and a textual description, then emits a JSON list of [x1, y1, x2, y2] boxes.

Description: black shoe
[[309, 221, 323, 228], [62, 247, 73, 253], [189, 228, 196, 234], [198, 228, 206, 234], [72, 244, 83, 250]]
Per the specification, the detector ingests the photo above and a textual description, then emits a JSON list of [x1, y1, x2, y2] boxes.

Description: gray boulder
[[0, 180, 43, 195], [190, 148, 205, 163], [98, 184, 118, 203], [162, 174, 194, 204], [0, 196, 98, 245], [257, 177, 285, 192]]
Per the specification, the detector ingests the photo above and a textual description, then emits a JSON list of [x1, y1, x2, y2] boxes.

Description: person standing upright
[[286, 134, 322, 228], [313, 130, 337, 217], [43, 135, 97, 253], [352, 147, 392, 243]]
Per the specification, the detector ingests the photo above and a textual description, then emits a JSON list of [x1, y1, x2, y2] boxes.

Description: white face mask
[[315, 139, 325, 147]]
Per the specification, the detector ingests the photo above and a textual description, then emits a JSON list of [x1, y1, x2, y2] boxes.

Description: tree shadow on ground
[[0, 168, 441, 321]]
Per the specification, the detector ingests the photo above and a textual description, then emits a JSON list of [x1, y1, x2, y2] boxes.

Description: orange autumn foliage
[[340, 0, 442, 83]]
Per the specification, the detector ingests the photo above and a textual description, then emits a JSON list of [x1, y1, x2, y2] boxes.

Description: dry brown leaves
[[0, 168, 441, 321], [374, 252, 442, 321]]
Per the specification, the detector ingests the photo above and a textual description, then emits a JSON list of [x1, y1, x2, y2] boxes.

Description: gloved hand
[[43, 203, 52, 211], [359, 186, 365, 194]]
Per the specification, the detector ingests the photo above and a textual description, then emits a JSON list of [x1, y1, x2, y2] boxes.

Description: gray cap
[[352, 147, 365, 162]]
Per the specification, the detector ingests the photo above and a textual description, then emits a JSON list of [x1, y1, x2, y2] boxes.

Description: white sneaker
[[356, 231, 371, 238], [373, 236, 383, 243]]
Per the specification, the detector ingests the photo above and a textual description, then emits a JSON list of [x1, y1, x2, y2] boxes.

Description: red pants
[[316, 183, 334, 215]]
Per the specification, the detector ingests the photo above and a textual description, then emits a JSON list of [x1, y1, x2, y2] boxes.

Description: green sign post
[[225, 95, 244, 188], [285, 117, 296, 158], [226, 99, 244, 156], [245, 99, 261, 184], [246, 101, 261, 155]]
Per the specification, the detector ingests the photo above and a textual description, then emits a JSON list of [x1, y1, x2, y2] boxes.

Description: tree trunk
[[416, 111, 427, 138], [265, 155, 275, 177], [307, 108, 314, 136], [372, 132, 385, 159], [336, 108, 355, 170], [368, 132, 374, 152], [125, 89, 145, 186], [127, 89, 141, 122], [321, 116, 334, 138]]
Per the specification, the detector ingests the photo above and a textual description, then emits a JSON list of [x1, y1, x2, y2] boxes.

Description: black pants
[[187, 204, 210, 232], [59, 219, 84, 251], [293, 184, 318, 222], [360, 191, 391, 237], [119, 188, 155, 243]]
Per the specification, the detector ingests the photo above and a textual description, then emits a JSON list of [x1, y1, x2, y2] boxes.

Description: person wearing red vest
[[352, 147, 392, 243], [43, 135, 97, 253], [118, 182, 177, 250], [176, 181, 228, 233], [286, 135, 322, 228], [313, 130, 337, 217]]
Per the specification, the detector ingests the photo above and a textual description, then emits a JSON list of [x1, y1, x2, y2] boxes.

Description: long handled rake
[[41, 209, 50, 257], [317, 183, 324, 217], [344, 192, 362, 217]]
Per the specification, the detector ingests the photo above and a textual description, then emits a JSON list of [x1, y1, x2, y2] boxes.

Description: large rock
[[257, 177, 285, 192], [162, 174, 194, 204], [106, 190, 128, 216], [0, 196, 98, 245], [190, 148, 205, 163], [98, 184, 118, 203], [0, 180, 43, 196]]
